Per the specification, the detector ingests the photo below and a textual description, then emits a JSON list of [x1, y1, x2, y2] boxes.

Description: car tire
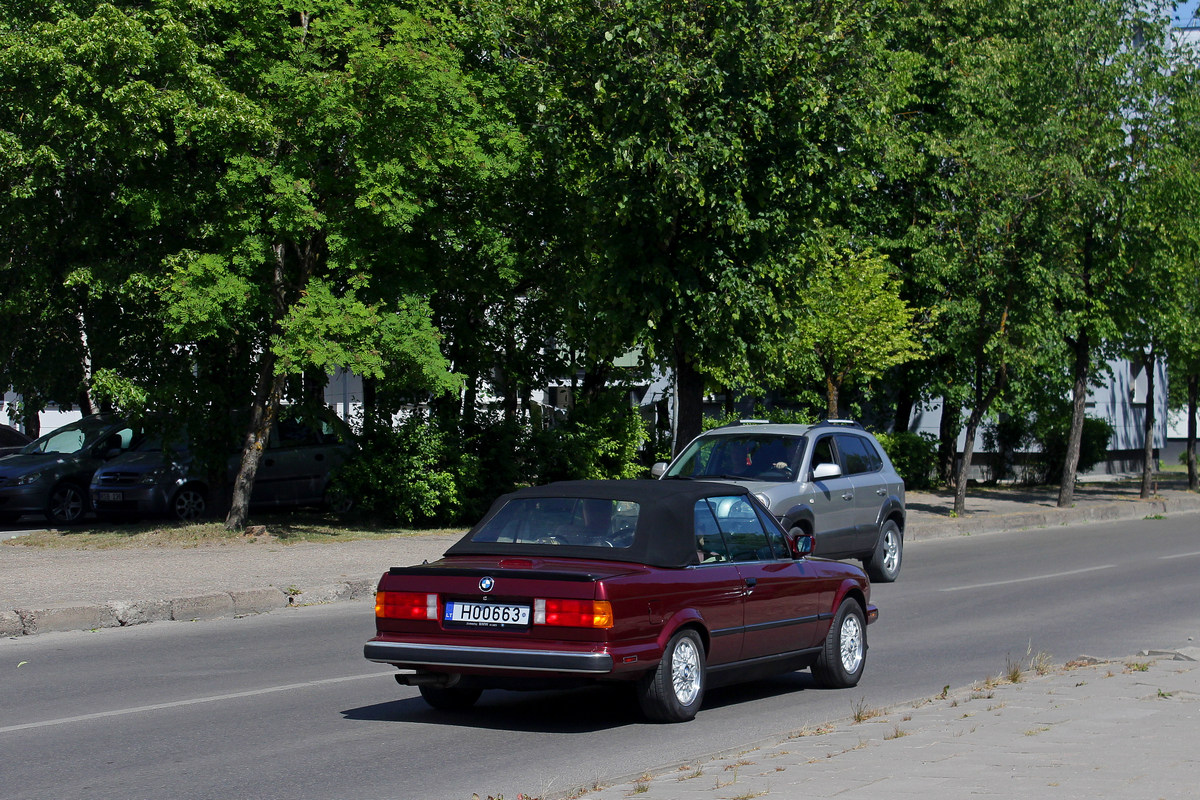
[[418, 685, 482, 711], [46, 482, 87, 525], [812, 598, 867, 689], [637, 628, 705, 722], [171, 486, 208, 522], [324, 488, 354, 515], [864, 519, 902, 583]]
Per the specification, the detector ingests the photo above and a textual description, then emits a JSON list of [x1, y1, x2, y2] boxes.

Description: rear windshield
[[467, 497, 640, 549]]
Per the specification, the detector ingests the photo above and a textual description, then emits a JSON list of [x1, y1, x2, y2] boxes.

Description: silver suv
[[652, 420, 905, 581]]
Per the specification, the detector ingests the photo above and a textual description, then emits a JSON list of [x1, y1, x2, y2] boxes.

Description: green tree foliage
[[775, 237, 922, 419], [503, 0, 910, 453]]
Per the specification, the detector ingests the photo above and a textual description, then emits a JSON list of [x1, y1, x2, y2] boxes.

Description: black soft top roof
[[444, 479, 753, 568]]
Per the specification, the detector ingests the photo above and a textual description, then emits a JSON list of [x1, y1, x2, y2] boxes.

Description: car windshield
[[666, 433, 806, 482], [467, 497, 640, 548], [22, 418, 128, 456]]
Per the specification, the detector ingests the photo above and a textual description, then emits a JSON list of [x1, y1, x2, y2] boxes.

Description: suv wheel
[[864, 519, 902, 583]]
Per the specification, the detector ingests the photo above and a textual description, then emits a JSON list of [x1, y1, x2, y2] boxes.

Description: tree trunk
[[953, 411, 984, 517], [1187, 374, 1198, 493], [1140, 350, 1156, 500], [937, 397, 962, 486], [360, 375, 379, 449], [225, 355, 286, 531], [21, 402, 41, 439], [673, 344, 704, 455], [893, 389, 914, 434], [1058, 333, 1090, 508], [825, 373, 839, 419]]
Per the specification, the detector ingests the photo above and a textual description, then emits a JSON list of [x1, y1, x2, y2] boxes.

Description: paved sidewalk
[[584, 649, 1200, 800]]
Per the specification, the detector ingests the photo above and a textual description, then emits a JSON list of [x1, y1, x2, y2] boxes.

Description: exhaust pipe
[[394, 671, 460, 688]]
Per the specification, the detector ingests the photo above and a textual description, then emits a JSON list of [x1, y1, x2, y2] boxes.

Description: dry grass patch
[[3, 514, 460, 549]]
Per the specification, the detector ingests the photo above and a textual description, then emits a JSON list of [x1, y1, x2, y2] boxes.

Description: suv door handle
[[876, 488, 886, 496], [842, 493, 854, 501], [744, 577, 757, 589]]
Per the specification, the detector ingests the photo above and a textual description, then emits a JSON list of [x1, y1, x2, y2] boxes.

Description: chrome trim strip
[[364, 641, 614, 674]]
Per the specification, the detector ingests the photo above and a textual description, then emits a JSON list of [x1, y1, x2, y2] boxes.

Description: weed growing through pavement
[[1024, 726, 1051, 736], [789, 723, 834, 738], [678, 765, 704, 781], [1005, 654, 1025, 684], [1125, 661, 1151, 673], [885, 724, 908, 740], [850, 696, 882, 723], [1158, 688, 1174, 699]]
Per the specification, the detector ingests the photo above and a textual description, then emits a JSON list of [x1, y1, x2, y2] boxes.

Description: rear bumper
[[364, 640, 614, 674]]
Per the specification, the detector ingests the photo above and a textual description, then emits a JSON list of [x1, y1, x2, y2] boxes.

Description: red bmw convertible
[[364, 480, 878, 722]]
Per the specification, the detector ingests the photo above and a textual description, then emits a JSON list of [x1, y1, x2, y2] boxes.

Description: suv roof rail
[[814, 419, 864, 430]]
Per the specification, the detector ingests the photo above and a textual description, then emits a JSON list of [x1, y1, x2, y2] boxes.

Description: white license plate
[[97, 492, 123, 502], [444, 601, 530, 628]]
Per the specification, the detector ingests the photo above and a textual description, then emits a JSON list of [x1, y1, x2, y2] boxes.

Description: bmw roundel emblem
[[478, 576, 495, 593]]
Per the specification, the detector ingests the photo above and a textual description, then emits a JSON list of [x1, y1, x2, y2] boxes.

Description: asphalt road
[[2, 515, 1198, 800]]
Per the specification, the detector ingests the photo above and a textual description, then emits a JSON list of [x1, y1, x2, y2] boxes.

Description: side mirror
[[812, 462, 842, 481], [790, 531, 814, 559], [650, 462, 668, 478]]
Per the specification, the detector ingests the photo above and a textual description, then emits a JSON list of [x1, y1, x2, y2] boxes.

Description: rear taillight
[[376, 591, 438, 620], [534, 598, 614, 629]]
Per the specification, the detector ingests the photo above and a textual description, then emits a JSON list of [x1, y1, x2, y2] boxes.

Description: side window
[[274, 417, 319, 448], [753, 504, 788, 559], [811, 436, 837, 471], [694, 499, 730, 563], [836, 434, 877, 476], [867, 439, 884, 471], [708, 495, 772, 562]]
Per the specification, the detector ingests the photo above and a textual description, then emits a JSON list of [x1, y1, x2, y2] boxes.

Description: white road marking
[[939, 565, 1116, 592], [0, 672, 388, 735], [1160, 551, 1200, 559]]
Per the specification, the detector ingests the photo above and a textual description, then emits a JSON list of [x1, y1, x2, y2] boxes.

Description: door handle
[[876, 488, 886, 496], [744, 577, 757, 589], [842, 493, 854, 501]]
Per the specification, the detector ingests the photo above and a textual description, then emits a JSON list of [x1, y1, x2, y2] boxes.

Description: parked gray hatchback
[[89, 410, 355, 522], [0, 415, 138, 525], [653, 420, 906, 581]]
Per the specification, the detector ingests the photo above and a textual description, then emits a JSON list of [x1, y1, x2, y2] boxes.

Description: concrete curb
[[907, 493, 1200, 541], [1, 580, 375, 637]]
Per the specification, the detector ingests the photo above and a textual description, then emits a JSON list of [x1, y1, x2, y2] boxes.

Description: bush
[[1032, 415, 1115, 484], [534, 392, 648, 482], [875, 431, 938, 490], [334, 416, 460, 526]]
